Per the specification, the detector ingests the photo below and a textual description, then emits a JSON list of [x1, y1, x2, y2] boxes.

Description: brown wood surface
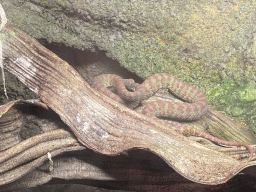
[[1, 23, 256, 187]]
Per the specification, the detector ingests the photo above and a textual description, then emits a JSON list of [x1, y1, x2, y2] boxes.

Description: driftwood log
[[1, 22, 256, 191]]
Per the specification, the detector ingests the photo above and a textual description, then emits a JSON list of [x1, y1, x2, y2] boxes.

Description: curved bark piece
[[0, 128, 73, 164], [1, 24, 256, 185], [0, 101, 22, 150], [0, 145, 86, 186], [0, 100, 86, 186]]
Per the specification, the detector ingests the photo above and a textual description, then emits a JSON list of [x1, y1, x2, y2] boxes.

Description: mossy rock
[[1, 0, 256, 134]]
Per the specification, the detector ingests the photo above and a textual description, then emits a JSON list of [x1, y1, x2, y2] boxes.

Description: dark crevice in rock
[[39, 39, 143, 85]]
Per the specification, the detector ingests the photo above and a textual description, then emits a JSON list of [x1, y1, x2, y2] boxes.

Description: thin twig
[[0, 4, 7, 31], [47, 152, 53, 171], [0, 3, 8, 99]]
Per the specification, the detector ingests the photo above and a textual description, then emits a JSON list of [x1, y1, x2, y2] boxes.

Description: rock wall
[[1, 0, 256, 133]]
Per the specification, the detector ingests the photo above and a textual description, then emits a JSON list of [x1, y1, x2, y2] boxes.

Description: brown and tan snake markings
[[93, 73, 253, 162]]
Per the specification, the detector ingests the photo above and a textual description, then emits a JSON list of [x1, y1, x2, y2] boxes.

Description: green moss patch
[[207, 74, 256, 135]]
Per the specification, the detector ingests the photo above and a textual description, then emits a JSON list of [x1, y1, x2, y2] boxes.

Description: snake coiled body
[[93, 73, 253, 162]]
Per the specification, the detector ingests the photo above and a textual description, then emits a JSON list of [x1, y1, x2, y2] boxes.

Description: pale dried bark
[[1, 22, 256, 187]]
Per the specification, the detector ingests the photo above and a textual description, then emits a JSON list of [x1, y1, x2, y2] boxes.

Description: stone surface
[[1, 0, 256, 133]]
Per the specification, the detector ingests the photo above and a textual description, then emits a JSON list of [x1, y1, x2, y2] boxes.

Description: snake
[[93, 73, 253, 162]]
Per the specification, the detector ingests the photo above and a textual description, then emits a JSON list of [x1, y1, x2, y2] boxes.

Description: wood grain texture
[[1, 24, 256, 185], [93, 74, 254, 162]]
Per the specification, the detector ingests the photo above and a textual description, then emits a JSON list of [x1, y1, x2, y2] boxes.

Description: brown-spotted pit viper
[[93, 73, 253, 162]]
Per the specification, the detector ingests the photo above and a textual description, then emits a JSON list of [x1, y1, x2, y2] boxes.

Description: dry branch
[[0, 23, 256, 186]]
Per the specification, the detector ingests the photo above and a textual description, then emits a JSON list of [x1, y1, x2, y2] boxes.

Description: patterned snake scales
[[93, 73, 253, 162]]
